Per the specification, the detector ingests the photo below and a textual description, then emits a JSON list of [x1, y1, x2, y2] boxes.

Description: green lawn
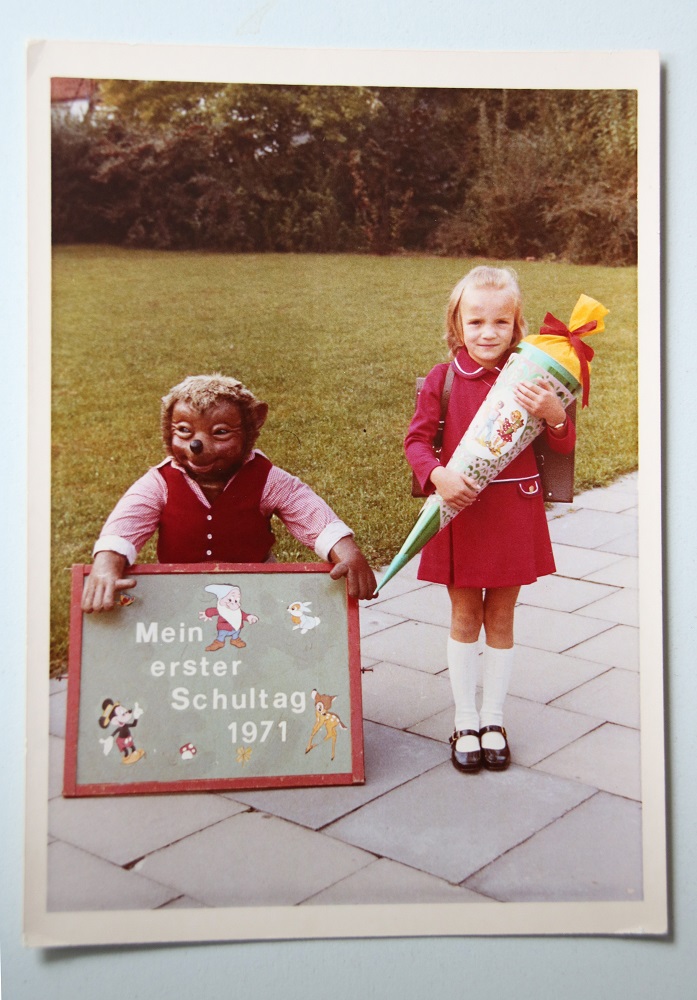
[[51, 246, 637, 674]]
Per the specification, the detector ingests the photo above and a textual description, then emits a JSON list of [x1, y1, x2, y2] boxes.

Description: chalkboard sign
[[64, 564, 364, 796]]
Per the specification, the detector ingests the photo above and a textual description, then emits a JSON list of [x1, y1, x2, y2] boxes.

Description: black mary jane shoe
[[479, 725, 511, 771], [449, 729, 481, 774]]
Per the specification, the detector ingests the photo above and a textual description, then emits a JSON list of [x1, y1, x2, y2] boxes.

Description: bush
[[431, 91, 638, 266], [51, 86, 637, 265]]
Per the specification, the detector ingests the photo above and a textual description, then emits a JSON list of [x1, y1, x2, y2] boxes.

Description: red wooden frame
[[64, 562, 364, 796]]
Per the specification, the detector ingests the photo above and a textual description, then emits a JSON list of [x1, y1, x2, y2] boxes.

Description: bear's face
[[170, 400, 247, 484]]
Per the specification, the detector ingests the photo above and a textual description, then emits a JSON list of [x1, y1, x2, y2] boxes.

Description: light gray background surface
[[2, 1, 693, 996]]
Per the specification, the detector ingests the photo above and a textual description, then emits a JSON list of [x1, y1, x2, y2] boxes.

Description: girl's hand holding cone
[[513, 379, 566, 426], [430, 467, 480, 512]]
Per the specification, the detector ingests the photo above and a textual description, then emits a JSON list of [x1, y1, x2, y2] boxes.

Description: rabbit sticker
[[287, 601, 321, 635]]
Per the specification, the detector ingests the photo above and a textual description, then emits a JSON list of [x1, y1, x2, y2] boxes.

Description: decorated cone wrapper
[[376, 295, 608, 593]]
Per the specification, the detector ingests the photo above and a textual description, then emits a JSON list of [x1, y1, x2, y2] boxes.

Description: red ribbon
[[539, 312, 597, 407]]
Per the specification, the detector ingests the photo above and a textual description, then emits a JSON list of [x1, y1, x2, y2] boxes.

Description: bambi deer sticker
[[305, 689, 347, 761]]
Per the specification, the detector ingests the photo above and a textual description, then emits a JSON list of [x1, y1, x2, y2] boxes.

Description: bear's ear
[[254, 400, 269, 430]]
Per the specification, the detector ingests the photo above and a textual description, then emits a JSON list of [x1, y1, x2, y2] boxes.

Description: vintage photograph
[[26, 41, 664, 945]]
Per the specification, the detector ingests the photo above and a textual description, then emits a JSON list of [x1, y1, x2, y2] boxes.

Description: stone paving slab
[[508, 646, 614, 703], [572, 488, 638, 514], [409, 694, 602, 768], [518, 575, 619, 613], [49, 687, 67, 739], [159, 894, 206, 909], [302, 856, 490, 905], [223, 721, 448, 829], [407, 708, 456, 743], [136, 811, 376, 907], [600, 472, 638, 489], [49, 735, 65, 800], [533, 723, 641, 801], [567, 624, 639, 670], [49, 791, 249, 866], [372, 584, 451, 628], [547, 509, 637, 549], [43, 472, 643, 911], [502, 698, 604, 767], [585, 555, 639, 588], [381, 553, 422, 581], [464, 791, 642, 902], [579, 587, 639, 628], [513, 604, 613, 653], [360, 619, 451, 673], [359, 607, 408, 637], [324, 761, 596, 884], [360, 660, 454, 729], [597, 531, 638, 557], [48, 840, 176, 912], [551, 667, 640, 730], [551, 544, 624, 580], [367, 572, 431, 608]]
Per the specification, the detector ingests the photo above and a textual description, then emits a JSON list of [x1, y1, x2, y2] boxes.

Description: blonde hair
[[161, 373, 268, 457], [444, 265, 528, 358]]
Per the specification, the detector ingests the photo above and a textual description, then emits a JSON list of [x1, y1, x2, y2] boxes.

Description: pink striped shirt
[[94, 452, 352, 566]]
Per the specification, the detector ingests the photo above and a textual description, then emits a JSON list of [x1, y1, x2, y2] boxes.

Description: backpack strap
[[411, 365, 455, 498], [432, 364, 455, 456]]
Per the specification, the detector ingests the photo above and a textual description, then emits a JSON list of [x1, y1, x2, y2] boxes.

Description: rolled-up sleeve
[[261, 465, 352, 561], [92, 468, 167, 564]]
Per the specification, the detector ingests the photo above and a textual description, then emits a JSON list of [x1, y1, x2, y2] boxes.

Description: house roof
[[50, 78, 99, 104]]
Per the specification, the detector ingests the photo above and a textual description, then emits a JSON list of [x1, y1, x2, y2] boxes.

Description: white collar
[[453, 351, 505, 380]]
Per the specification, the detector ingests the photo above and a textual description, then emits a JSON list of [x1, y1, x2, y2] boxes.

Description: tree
[[51, 82, 637, 264], [432, 90, 637, 265]]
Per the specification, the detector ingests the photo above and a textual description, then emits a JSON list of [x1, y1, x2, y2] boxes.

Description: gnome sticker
[[98, 699, 145, 765], [199, 583, 259, 651]]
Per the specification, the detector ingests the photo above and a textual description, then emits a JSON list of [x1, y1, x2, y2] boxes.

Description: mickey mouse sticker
[[98, 699, 145, 765]]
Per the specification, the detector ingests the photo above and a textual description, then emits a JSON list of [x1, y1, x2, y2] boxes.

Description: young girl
[[405, 266, 575, 773]]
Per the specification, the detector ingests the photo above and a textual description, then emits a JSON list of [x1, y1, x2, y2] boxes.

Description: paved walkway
[[47, 472, 641, 910]]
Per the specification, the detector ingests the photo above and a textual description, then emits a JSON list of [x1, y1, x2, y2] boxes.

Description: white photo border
[[25, 39, 664, 946]]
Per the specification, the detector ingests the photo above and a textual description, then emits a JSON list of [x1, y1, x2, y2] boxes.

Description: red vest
[[156, 455, 275, 563]]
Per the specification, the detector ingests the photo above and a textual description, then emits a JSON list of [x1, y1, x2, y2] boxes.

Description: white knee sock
[[480, 645, 514, 750], [447, 637, 480, 752]]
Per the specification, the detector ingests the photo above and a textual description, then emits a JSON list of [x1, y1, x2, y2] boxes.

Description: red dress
[[405, 348, 576, 589]]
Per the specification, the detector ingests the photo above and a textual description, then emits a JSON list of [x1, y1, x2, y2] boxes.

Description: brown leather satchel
[[411, 367, 455, 497], [532, 399, 577, 503], [410, 374, 575, 503]]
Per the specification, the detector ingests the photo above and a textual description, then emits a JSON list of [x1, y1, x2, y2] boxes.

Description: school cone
[[376, 295, 608, 594], [376, 493, 443, 592]]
